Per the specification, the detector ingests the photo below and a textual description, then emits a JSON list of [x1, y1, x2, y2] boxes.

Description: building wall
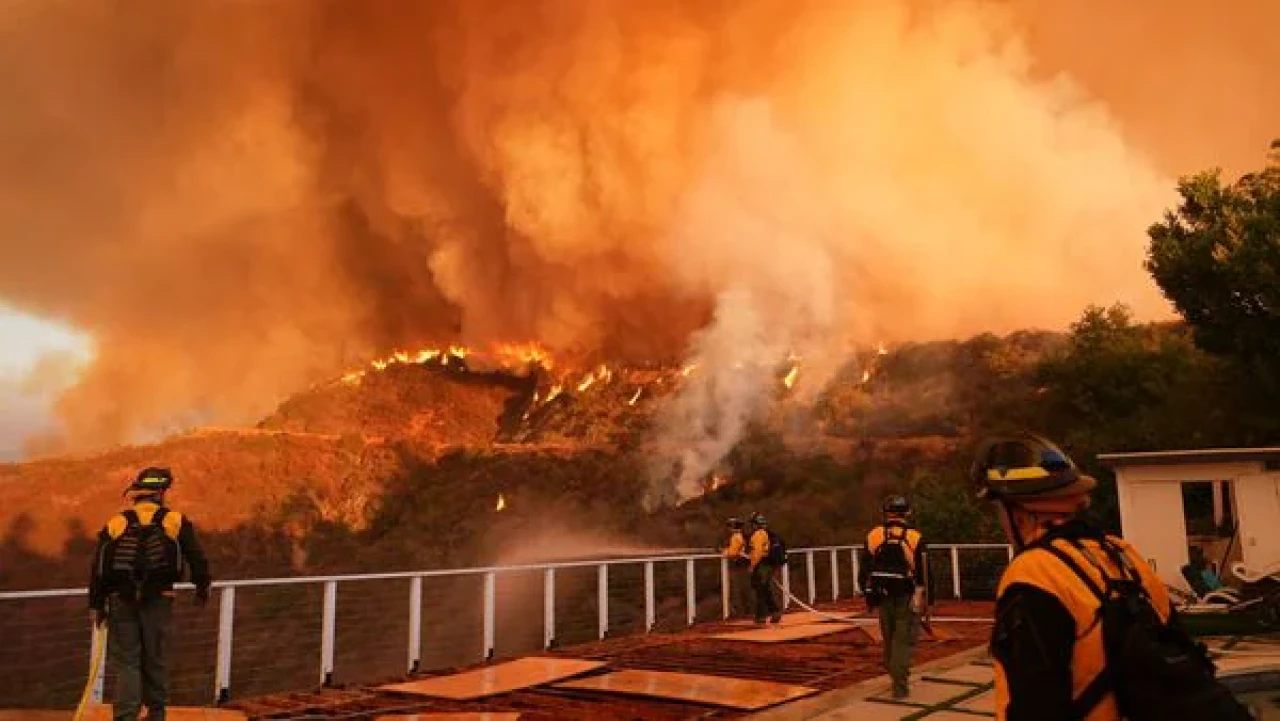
[[1234, 473, 1280, 574]]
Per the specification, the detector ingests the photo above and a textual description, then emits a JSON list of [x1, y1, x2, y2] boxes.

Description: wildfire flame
[[628, 387, 643, 405], [545, 384, 563, 403], [575, 364, 614, 393], [877, 342, 888, 356], [495, 494, 506, 512], [782, 364, 800, 389], [861, 369, 872, 383], [680, 363, 699, 377], [493, 342, 553, 370]]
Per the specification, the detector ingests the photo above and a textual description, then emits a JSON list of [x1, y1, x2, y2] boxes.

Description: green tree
[[1146, 140, 1280, 395]]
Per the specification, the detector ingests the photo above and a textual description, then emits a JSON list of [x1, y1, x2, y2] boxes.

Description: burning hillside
[[261, 341, 893, 455]]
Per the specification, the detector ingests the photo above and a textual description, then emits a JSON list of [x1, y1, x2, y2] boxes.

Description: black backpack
[[868, 524, 915, 597], [1037, 536, 1253, 721], [101, 508, 183, 599], [761, 528, 787, 566]]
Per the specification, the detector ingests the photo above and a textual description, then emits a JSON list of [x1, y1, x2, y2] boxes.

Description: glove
[[195, 586, 211, 608], [910, 588, 926, 614]]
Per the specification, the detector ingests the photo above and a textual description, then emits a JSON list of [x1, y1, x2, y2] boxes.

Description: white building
[[1098, 447, 1280, 592]]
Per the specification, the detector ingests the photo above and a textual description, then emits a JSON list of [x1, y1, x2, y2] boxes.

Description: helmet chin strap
[[999, 500, 1029, 552]]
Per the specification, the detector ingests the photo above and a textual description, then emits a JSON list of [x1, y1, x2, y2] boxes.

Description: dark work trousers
[[751, 563, 781, 622], [108, 595, 172, 721], [878, 592, 919, 698]]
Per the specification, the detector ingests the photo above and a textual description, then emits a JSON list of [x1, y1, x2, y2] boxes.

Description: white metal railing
[[0, 542, 1012, 707]]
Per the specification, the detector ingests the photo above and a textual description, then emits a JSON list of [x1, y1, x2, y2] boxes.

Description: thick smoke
[[0, 0, 1276, 463]]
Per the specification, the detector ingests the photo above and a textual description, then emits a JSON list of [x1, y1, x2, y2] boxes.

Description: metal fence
[[0, 542, 1011, 709]]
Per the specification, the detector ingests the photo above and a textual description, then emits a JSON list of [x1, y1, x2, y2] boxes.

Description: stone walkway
[[808, 659, 995, 720], [804, 635, 1280, 720]]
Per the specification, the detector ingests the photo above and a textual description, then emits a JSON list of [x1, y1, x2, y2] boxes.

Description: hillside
[[6, 308, 1279, 592]]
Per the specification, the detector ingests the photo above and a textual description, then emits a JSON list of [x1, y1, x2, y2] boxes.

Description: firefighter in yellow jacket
[[859, 496, 926, 699], [721, 517, 752, 618], [90, 468, 212, 721], [971, 434, 1252, 721], [746, 512, 783, 624]]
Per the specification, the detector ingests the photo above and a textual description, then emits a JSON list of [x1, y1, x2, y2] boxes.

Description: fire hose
[[74, 622, 108, 720], [771, 579, 859, 622]]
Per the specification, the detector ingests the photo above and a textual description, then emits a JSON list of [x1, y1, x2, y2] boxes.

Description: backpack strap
[[121, 509, 141, 528], [1033, 537, 1120, 721], [150, 506, 170, 528]]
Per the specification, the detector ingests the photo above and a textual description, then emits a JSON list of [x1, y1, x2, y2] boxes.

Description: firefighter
[[89, 467, 211, 721], [860, 495, 926, 699], [972, 433, 1252, 721], [721, 517, 752, 618], [747, 512, 783, 624]]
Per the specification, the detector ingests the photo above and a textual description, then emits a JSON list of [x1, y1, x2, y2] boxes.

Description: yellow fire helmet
[[971, 433, 1096, 501], [126, 466, 174, 495]]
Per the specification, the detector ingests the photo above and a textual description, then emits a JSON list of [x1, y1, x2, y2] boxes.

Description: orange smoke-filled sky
[[0, 0, 1275, 454]]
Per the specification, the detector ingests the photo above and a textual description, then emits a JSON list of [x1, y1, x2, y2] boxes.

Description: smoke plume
[[0, 0, 1276, 469]]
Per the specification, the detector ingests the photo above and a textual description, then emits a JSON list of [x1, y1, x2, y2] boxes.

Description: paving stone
[[867, 679, 975, 706], [810, 700, 921, 720], [925, 664, 994, 685], [954, 688, 995, 713]]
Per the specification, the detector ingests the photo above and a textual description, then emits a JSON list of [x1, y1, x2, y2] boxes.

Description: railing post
[[483, 572, 496, 660], [215, 586, 235, 703], [1007, 544, 1015, 562], [806, 551, 817, 604], [597, 564, 609, 640], [408, 577, 422, 674], [950, 546, 962, 600], [851, 547, 861, 595], [644, 561, 656, 632], [686, 558, 697, 626], [781, 563, 791, 609], [321, 581, 336, 686], [830, 549, 839, 601], [720, 556, 730, 620], [544, 568, 556, 650]]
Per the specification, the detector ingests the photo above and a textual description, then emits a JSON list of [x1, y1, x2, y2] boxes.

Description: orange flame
[[628, 387, 643, 405], [861, 368, 872, 383], [495, 494, 507, 511], [545, 384, 563, 403], [782, 364, 800, 389], [493, 342, 553, 370]]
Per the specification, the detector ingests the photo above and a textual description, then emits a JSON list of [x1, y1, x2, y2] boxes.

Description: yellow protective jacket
[[992, 521, 1172, 721], [748, 528, 771, 569], [723, 530, 746, 560]]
